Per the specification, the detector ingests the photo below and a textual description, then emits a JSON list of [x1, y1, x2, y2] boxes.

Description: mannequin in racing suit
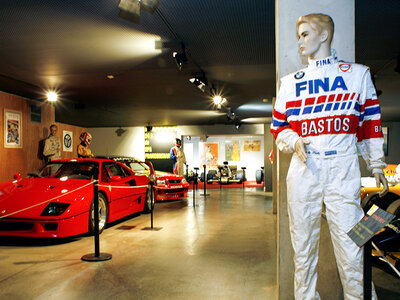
[[169, 138, 186, 175], [270, 13, 389, 300], [77, 132, 95, 158]]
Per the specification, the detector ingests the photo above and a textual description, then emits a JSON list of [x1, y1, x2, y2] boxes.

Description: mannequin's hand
[[295, 138, 310, 163], [374, 173, 389, 197]]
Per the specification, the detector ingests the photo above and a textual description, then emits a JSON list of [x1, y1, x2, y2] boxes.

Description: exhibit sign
[[347, 204, 395, 247], [4, 109, 22, 148], [63, 130, 73, 152]]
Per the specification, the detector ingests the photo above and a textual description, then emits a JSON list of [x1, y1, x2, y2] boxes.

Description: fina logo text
[[295, 76, 348, 97]]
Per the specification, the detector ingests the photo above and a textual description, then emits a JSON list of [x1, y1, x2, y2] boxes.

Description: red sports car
[[115, 158, 189, 201], [0, 158, 153, 238]]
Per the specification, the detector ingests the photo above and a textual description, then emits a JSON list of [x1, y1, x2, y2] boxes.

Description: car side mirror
[[109, 175, 122, 182], [13, 173, 21, 180]]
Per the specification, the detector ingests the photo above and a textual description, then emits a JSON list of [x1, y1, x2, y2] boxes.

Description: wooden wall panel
[[0, 91, 86, 181]]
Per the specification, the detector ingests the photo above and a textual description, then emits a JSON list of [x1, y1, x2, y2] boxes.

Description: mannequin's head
[[175, 138, 182, 148], [296, 13, 334, 58]]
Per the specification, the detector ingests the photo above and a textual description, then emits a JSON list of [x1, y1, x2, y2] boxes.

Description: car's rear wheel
[[387, 199, 400, 217], [143, 185, 154, 214], [89, 193, 108, 235]]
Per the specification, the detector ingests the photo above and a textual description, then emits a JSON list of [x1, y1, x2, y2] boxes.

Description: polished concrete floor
[[0, 188, 399, 299]]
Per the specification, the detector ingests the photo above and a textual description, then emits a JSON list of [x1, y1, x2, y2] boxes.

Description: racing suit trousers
[[286, 152, 377, 300]]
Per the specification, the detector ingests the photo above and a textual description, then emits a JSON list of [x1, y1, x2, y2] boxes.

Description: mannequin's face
[[297, 23, 325, 58]]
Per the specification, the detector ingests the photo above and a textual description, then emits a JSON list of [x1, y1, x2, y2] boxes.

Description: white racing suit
[[271, 56, 386, 300], [169, 145, 186, 175]]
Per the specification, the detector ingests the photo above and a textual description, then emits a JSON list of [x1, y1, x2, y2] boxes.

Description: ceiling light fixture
[[46, 91, 58, 102], [173, 51, 187, 70], [189, 76, 207, 92]]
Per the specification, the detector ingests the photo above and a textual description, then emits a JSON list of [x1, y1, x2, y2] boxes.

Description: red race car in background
[[113, 157, 189, 202], [0, 158, 153, 238]]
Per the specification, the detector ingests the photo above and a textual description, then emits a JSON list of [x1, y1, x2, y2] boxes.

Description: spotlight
[[213, 95, 226, 106], [235, 122, 241, 130], [46, 91, 58, 102], [173, 51, 187, 70], [189, 76, 207, 92]]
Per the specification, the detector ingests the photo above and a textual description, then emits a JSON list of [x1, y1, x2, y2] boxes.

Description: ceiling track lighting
[[118, 0, 159, 24], [189, 76, 208, 92], [173, 46, 188, 70]]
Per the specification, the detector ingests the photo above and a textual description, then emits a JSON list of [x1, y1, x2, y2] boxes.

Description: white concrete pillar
[[275, 1, 355, 299]]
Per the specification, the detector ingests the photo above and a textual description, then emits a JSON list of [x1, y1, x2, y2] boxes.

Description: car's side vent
[[128, 179, 136, 186], [138, 196, 141, 204]]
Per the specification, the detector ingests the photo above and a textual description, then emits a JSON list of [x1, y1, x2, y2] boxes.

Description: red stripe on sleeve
[[273, 110, 286, 120], [365, 98, 379, 107]]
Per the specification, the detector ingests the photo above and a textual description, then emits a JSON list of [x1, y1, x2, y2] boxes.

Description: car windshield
[[37, 161, 99, 180], [124, 161, 150, 173]]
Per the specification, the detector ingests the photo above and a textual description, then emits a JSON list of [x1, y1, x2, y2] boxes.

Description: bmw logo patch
[[294, 71, 305, 79]]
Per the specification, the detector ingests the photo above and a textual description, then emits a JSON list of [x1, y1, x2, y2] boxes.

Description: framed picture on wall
[[4, 109, 22, 148]]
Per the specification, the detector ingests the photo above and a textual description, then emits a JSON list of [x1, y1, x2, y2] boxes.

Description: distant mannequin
[[77, 132, 94, 158], [169, 138, 186, 175], [43, 124, 61, 162], [271, 13, 388, 300]]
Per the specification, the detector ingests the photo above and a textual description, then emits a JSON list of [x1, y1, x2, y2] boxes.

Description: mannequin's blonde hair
[[296, 13, 334, 46]]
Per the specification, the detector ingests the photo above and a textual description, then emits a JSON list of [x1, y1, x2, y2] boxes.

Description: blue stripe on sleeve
[[365, 106, 380, 116]]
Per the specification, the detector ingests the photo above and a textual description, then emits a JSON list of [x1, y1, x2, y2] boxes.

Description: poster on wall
[[225, 141, 240, 161], [63, 130, 73, 152], [244, 140, 261, 152], [4, 109, 22, 148], [200, 142, 219, 169]]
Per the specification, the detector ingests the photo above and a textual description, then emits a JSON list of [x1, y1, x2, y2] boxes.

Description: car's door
[[101, 162, 140, 218]]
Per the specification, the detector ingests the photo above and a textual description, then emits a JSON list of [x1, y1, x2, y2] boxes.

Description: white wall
[[89, 127, 145, 160], [183, 135, 264, 181]]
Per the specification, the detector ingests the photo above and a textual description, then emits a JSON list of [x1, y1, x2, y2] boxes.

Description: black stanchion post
[[241, 167, 246, 189], [82, 180, 112, 262], [194, 167, 199, 191], [142, 180, 162, 231], [150, 181, 154, 228], [219, 166, 222, 190], [201, 164, 209, 196], [364, 241, 372, 300]]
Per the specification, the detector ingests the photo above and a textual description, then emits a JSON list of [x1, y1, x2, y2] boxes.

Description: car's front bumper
[[0, 211, 89, 238]]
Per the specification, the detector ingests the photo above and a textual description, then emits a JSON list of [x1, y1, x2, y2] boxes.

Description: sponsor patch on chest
[[339, 63, 352, 73]]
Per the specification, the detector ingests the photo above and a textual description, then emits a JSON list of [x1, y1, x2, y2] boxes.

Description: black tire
[[255, 169, 263, 184], [236, 170, 244, 183], [199, 172, 205, 182], [386, 199, 400, 217], [89, 193, 108, 235], [362, 192, 400, 213], [207, 170, 217, 180], [142, 185, 154, 214]]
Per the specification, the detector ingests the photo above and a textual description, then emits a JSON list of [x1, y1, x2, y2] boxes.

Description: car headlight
[[182, 178, 187, 184], [41, 202, 70, 216], [156, 179, 166, 185]]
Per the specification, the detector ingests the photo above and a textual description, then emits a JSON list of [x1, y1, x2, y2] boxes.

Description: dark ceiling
[[0, 0, 399, 127]]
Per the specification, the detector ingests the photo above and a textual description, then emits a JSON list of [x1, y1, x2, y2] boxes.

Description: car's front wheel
[[143, 185, 154, 214], [89, 193, 108, 235]]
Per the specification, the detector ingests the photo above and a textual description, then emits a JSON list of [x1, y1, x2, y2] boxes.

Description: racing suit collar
[[308, 55, 337, 69]]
